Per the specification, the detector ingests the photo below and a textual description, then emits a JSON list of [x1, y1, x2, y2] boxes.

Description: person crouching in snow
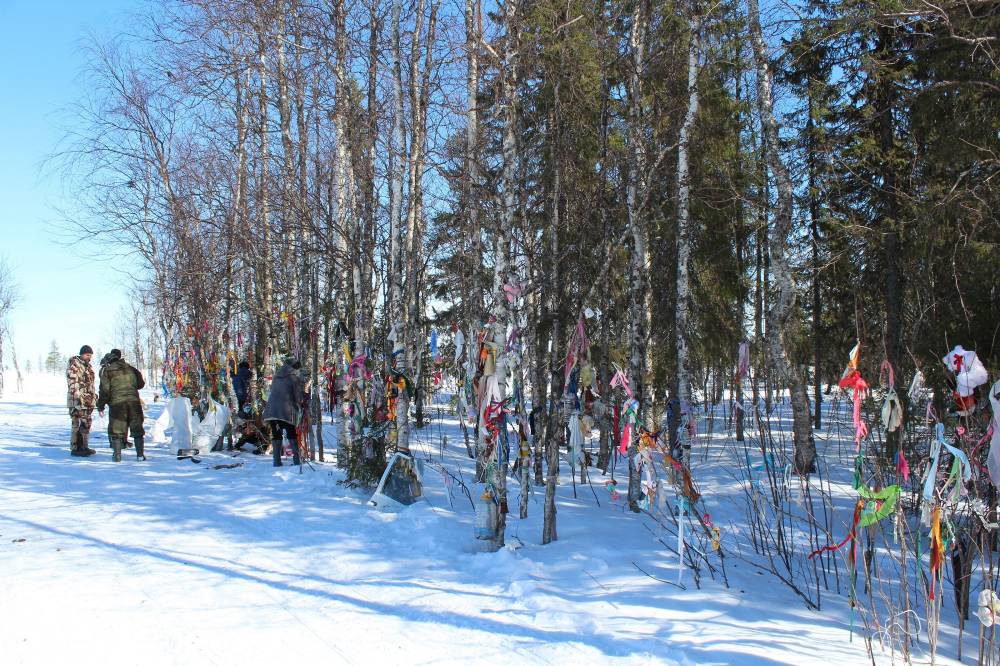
[[66, 345, 97, 457], [263, 354, 305, 467], [97, 349, 147, 462]]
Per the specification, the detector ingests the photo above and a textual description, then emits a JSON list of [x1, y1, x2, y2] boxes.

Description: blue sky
[[0, 1, 139, 369]]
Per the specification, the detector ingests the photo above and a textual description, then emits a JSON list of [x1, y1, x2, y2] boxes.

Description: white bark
[[674, 8, 701, 467], [388, 0, 406, 318], [396, 0, 438, 455], [464, 0, 482, 316], [747, 0, 815, 473], [625, 0, 650, 512], [483, 0, 520, 548]]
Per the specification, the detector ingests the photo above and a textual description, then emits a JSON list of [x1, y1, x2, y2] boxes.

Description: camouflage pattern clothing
[[66, 355, 97, 454], [67, 355, 97, 413], [98, 358, 147, 461]]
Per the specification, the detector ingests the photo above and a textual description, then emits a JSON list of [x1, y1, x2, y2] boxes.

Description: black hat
[[109, 349, 122, 360], [80, 345, 93, 355]]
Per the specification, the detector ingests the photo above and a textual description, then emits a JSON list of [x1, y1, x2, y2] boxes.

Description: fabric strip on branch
[[857, 485, 901, 527], [878, 358, 903, 433], [808, 498, 864, 561], [838, 343, 869, 451], [929, 505, 944, 600], [895, 449, 910, 483], [987, 379, 1000, 487], [610, 364, 633, 399], [619, 398, 639, 455], [349, 353, 372, 380], [453, 326, 465, 365], [568, 412, 585, 468], [736, 341, 749, 380]]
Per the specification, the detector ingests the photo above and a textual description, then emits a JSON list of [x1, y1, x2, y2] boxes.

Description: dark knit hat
[[109, 348, 122, 360], [80, 345, 93, 355]]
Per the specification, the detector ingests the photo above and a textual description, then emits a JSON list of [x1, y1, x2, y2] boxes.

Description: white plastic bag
[[194, 399, 230, 451], [166, 396, 194, 452], [150, 408, 170, 443]]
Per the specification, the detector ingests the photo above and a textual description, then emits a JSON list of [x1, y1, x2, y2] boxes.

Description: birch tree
[[673, 3, 702, 467], [747, 0, 815, 473]]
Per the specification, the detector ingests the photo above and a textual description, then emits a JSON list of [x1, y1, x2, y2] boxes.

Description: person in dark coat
[[97, 349, 146, 462], [263, 355, 305, 467], [232, 361, 252, 415], [100, 352, 133, 450]]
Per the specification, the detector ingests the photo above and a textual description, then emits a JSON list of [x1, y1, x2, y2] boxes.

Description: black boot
[[112, 438, 123, 463], [272, 439, 283, 467], [135, 436, 146, 461]]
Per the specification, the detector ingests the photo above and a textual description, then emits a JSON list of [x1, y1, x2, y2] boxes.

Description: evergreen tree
[[45, 340, 63, 375]]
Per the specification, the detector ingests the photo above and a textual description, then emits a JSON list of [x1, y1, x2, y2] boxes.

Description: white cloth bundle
[[943, 345, 989, 397]]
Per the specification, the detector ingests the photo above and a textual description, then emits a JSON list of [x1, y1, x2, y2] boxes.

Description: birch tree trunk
[[625, 0, 650, 511], [747, 0, 816, 474], [387, 0, 406, 319], [673, 6, 701, 467], [275, 1, 297, 324], [397, 0, 437, 455], [542, 122, 562, 545], [807, 90, 822, 430], [331, 0, 362, 360], [255, 21, 276, 368], [464, 0, 483, 318], [485, 0, 520, 547]]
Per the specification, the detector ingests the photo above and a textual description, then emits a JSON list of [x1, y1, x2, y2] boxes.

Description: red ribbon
[[808, 499, 863, 560]]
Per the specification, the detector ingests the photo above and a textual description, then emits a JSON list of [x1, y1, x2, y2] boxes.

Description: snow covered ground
[[0, 374, 926, 665]]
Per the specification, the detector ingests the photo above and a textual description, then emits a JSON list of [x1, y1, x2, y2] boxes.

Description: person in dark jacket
[[262, 355, 305, 467], [100, 352, 132, 450], [97, 349, 146, 462], [232, 361, 252, 415]]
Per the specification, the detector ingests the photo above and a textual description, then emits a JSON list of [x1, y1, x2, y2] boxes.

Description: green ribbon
[[857, 484, 900, 527]]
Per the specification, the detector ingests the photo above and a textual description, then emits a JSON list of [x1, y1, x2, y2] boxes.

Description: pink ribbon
[[879, 359, 895, 389], [503, 280, 523, 303], [896, 450, 910, 483], [610, 369, 633, 399], [839, 370, 869, 451], [737, 342, 749, 380], [563, 318, 589, 385], [348, 354, 371, 380]]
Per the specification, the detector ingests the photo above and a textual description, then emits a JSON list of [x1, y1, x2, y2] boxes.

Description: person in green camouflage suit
[[66, 345, 97, 457], [97, 349, 146, 462]]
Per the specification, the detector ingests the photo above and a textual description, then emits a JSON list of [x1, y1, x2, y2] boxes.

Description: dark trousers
[[109, 401, 144, 442], [269, 420, 300, 465]]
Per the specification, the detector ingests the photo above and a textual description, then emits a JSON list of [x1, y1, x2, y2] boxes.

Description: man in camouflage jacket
[[66, 345, 97, 457], [98, 349, 146, 462]]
